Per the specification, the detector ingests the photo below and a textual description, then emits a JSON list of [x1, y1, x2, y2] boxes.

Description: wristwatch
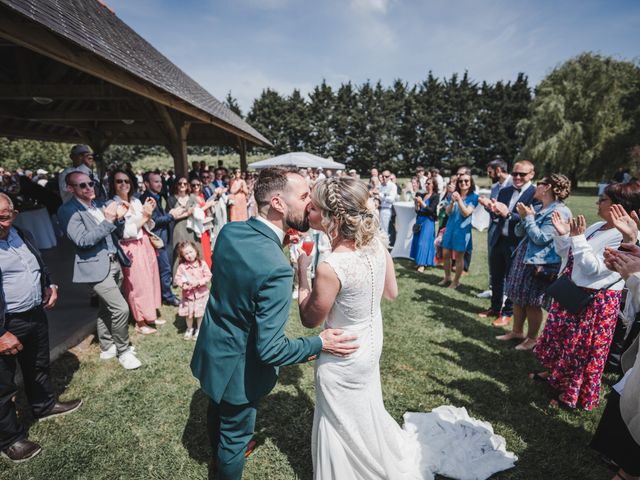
[[48, 284, 59, 290]]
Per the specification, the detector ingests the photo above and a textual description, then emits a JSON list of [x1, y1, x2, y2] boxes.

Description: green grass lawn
[[2, 187, 614, 479]]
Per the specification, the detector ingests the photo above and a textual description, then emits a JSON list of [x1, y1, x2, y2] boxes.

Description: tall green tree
[[306, 80, 335, 157], [246, 88, 290, 154], [518, 53, 640, 184]]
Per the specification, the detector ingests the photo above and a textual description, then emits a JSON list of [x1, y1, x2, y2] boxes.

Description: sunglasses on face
[[512, 171, 530, 178], [115, 178, 130, 185], [190, 183, 201, 187], [536, 182, 549, 187], [71, 181, 95, 189], [458, 179, 470, 184]]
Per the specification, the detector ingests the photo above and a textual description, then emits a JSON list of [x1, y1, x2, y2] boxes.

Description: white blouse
[[113, 196, 155, 240], [553, 221, 623, 290]]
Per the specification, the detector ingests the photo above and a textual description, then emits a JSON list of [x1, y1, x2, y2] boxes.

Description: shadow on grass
[[180, 366, 314, 479], [256, 365, 314, 480], [173, 312, 187, 334], [181, 388, 211, 465], [15, 351, 81, 433], [397, 266, 485, 296]]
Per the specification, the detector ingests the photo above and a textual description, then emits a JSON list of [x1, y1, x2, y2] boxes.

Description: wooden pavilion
[[0, 0, 271, 175]]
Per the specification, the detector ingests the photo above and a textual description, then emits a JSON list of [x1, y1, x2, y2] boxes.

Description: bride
[[296, 177, 516, 480]]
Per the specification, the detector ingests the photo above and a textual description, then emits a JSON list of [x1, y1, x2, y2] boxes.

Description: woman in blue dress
[[440, 171, 478, 289], [410, 176, 439, 272]]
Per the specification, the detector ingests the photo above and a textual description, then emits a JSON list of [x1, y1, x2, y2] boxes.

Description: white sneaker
[[118, 349, 142, 370], [292, 288, 299, 299], [99, 344, 117, 360], [184, 328, 194, 340], [476, 289, 492, 299], [193, 329, 199, 340]]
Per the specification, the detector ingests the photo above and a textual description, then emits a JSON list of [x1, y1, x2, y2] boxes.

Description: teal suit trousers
[[208, 399, 259, 480]]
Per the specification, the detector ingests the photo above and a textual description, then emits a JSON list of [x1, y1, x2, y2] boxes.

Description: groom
[[191, 167, 357, 479]]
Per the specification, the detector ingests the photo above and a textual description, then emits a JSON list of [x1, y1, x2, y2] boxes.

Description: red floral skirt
[[534, 289, 621, 410]]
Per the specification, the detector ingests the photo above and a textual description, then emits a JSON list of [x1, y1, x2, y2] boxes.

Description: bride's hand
[[297, 252, 313, 272], [319, 329, 359, 357]]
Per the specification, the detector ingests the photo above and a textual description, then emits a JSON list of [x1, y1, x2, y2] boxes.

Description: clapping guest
[[189, 178, 216, 268], [531, 182, 640, 410], [141, 172, 186, 306], [167, 177, 200, 271], [410, 176, 438, 272], [228, 168, 249, 222], [497, 174, 572, 350], [439, 171, 478, 289], [109, 170, 163, 335], [591, 242, 640, 480], [58, 172, 141, 369]]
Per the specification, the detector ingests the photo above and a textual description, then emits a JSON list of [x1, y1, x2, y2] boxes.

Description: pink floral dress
[[534, 250, 622, 410]]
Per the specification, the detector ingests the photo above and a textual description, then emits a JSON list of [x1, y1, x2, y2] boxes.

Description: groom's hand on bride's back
[[319, 329, 359, 357]]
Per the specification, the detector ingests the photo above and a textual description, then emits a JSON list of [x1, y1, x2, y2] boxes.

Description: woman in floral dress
[[532, 182, 640, 410]]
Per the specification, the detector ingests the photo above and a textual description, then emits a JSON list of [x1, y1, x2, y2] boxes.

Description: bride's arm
[[383, 249, 398, 300], [297, 262, 340, 329]]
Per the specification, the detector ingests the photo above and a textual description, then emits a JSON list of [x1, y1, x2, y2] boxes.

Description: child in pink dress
[[173, 241, 212, 340]]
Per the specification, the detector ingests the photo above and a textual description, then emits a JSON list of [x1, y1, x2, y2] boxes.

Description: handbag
[[412, 223, 422, 234], [546, 274, 621, 316], [532, 263, 561, 282], [143, 225, 164, 250]]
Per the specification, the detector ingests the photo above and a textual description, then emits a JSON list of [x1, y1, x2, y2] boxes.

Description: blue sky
[[107, 0, 639, 112]]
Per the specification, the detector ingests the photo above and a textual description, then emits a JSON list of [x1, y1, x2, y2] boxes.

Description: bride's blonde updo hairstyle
[[311, 177, 382, 248]]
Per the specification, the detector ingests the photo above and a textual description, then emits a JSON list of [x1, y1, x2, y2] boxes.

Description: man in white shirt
[[378, 170, 398, 240]]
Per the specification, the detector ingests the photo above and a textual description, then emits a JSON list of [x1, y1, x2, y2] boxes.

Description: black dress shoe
[[163, 298, 180, 307], [37, 399, 83, 422], [1, 439, 42, 464]]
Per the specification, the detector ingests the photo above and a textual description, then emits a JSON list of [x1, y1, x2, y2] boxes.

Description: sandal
[[135, 325, 157, 335], [448, 282, 460, 289], [437, 278, 451, 286], [528, 371, 548, 382]]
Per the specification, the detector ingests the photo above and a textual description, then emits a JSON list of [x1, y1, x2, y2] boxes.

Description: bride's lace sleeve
[[322, 254, 345, 288]]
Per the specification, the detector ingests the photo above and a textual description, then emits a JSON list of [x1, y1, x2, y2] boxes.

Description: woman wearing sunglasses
[[188, 179, 216, 268], [439, 170, 478, 289], [497, 174, 572, 351], [167, 177, 199, 273], [108, 170, 163, 335]]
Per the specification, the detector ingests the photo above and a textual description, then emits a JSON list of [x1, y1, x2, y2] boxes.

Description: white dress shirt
[[255, 216, 285, 244]]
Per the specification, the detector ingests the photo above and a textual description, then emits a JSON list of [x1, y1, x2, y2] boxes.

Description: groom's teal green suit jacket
[[191, 217, 323, 405]]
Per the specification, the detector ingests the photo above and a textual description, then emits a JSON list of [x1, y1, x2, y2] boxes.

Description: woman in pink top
[[173, 241, 212, 340], [228, 168, 249, 221], [109, 170, 163, 335]]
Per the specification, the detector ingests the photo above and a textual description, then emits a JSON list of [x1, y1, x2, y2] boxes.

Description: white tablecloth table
[[14, 207, 57, 249], [390, 201, 417, 259]]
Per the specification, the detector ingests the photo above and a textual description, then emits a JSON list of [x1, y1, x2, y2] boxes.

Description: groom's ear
[[270, 193, 286, 215]]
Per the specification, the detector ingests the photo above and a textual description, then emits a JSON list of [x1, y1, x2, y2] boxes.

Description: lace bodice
[[322, 240, 387, 330]]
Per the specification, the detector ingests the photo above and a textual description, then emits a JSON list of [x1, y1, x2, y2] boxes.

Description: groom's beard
[[286, 210, 310, 232]]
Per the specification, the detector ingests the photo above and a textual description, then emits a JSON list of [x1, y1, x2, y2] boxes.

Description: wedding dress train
[[312, 241, 517, 480]]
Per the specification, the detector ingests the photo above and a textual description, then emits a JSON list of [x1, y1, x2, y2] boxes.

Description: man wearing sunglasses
[[58, 172, 141, 370], [481, 160, 538, 327], [59, 145, 106, 204]]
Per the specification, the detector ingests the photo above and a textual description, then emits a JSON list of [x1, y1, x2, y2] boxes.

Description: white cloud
[[350, 0, 391, 14]]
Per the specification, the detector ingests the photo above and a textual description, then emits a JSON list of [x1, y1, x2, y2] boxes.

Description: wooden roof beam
[[0, 83, 136, 100]]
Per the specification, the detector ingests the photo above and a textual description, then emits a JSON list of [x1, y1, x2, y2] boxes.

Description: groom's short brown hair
[[254, 167, 297, 209]]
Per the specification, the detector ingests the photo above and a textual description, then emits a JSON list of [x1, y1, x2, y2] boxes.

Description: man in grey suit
[[57, 172, 141, 370]]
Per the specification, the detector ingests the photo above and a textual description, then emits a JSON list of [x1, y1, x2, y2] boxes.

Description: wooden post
[[238, 137, 247, 172], [173, 120, 191, 177], [86, 130, 116, 178]]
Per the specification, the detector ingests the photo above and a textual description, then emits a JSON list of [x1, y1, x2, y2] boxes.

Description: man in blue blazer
[[484, 160, 539, 326], [191, 168, 358, 480], [140, 172, 186, 306]]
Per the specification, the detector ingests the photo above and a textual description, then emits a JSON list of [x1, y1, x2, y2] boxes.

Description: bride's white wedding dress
[[312, 241, 517, 480]]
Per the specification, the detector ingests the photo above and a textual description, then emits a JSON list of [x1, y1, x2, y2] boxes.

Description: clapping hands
[[569, 215, 587, 237], [489, 199, 510, 217], [515, 202, 534, 218], [551, 210, 571, 236], [451, 191, 461, 203], [610, 204, 640, 244], [142, 197, 155, 218], [604, 244, 640, 280]]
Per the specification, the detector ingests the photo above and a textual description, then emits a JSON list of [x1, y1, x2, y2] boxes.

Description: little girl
[[174, 241, 212, 340]]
